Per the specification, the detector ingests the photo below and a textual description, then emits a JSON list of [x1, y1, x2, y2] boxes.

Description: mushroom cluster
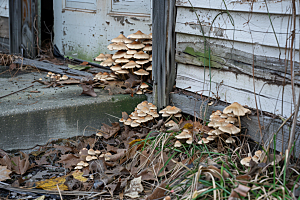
[[75, 147, 111, 170], [95, 31, 152, 92], [119, 101, 159, 128], [93, 72, 118, 81], [159, 106, 182, 118], [240, 150, 263, 167], [46, 72, 69, 81], [198, 102, 251, 145]]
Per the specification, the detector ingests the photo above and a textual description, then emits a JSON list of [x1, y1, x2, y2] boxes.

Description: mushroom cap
[[115, 57, 130, 63], [166, 106, 181, 115], [116, 69, 129, 74], [148, 103, 157, 110], [124, 53, 134, 59], [223, 102, 251, 116], [127, 30, 151, 39], [124, 118, 132, 126], [88, 149, 95, 155], [149, 110, 159, 118], [86, 155, 93, 162], [225, 137, 235, 143], [165, 120, 177, 127], [210, 115, 222, 121], [143, 44, 152, 51], [122, 60, 140, 69], [134, 51, 150, 59], [95, 53, 106, 61], [146, 65, 152, 71], [142, 39, 152, 45], [174, 113, 182, 118], [126, 41, 145, 49], [213, 110, 222, 116], [136, 90, 143, 94], [77, 161, 85, 166], [175, 130, 192, 139], [149, 55, 152, 61], [127, 49, 138, 54], [212, 129, 224, 135], [136, 59, 149, 65], [101, 58, 115, 67], [110, 42, 128, 50], [137, 101, 149, 109], [95, 150, 101, 155], [225, 117, 238, 124], [186, 137, 193, 144], [60, 75, 68, 80], [140, 106, 150, 113], [75, 166, 83, 170], [220, 114, 228, 118], [140, 83, 149, 89], [138, 111, 147, 117], [112, 50, 127, 59], [241, 156, 251, 166], [255, 150, 262, 159], [214, 119, 229, 127], [162, 112, 170, 117], [131, 120, 140, 127], [134, 69, 149, 76], [219, 124, 240, 134], [198, 138, 209, 144], [110, 64, 122, 71], [252, 155, 259, 163], [105, 54, 113, 58], [174, 140, 182, 147], [111, 34, 133, 43], [207, 136, 216, 141]]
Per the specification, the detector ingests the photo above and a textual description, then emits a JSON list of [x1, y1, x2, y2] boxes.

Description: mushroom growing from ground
[[223, 102, 251, 130]]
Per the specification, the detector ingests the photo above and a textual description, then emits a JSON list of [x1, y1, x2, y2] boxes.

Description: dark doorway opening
[[40, 0, 53, 56]]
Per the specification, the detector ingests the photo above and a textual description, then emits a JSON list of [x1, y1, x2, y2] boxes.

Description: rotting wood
[[9, 0, 22, 55], [170, 92, 300, 156], [14, 58, 94, 80]]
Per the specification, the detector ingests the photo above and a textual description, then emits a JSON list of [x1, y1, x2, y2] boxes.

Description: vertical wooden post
[[9, 0, 22, 54], [152, 0, 176, 110]]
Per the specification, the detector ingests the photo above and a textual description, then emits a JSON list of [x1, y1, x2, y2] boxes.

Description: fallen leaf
[[80, 84, 97, 97], [104, 81, 127, 95], [125, 73, 142, 88], [100, 122, 120, 139], [72, 170, 88, 182], [68, 64, 91, 70], [54, 144, 73, 154], [233, 184, 251, 197], [0, 155, 11, 170], [35, 175, 68, 191], [34, 195, 45, 200], [0, 166, 11, 181], [58, 154, 81, 170], [145, 182, 167, 200], [11, 152, 30, 175]]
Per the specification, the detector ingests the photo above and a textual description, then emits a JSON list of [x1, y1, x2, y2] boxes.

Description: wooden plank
[[175, 6, 300, 50], [9, 0, 22, 54], [111, 0, 151, 14], [176, 63, 299, 118], [175, 33, 300, 85], [0, 37, 9, 52], [152, 0, 167, 109], [0, 17, 9, 38], [14, 58, 94, 80], [170, 92, 300, 157], [176, 0, 296, 15]]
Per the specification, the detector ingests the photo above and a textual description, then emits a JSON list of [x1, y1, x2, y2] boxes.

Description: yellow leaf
[[72, 170, 88, 182], [34, 195, 45, 200], [35, 175, 68, 191]]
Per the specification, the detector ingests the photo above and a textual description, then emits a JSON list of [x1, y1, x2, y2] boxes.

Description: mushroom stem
[[238, 116, 241, 130]]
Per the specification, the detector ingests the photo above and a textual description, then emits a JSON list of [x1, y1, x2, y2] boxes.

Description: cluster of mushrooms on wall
[[94, 31, 152, 95]]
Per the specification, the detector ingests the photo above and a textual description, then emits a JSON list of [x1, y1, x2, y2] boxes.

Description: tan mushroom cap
[[210, 115, 222, 121], [124, 53, 134, 59], [127, 30, 151, 39], [112, 42, 129, 50], [110, 64, 122, 71], [111, 34, 133, 43], [134, 51, 150, 59], [212, 129, 224, 135], [186, 137, 193, 144], [60, 75, 68, 81], [143, 44, 152, 51], [148, 103, 157, 110], [116, 69, 129, 74], [136, 59, 149, 65], [122, 60, 141, 69], [175, 130, 192, 139], [101, 58, 115, 67], [140, 83, 149, 89], [165, 120, 177, 127], [134, 69, 149, 76], [77, 161, 85, 166], [127, 49, 138, 54], [214, 119, 229, 127], [225, 137, 235, 143], [88, 149, 95, 155], [241, 156, 251, 167], [126, 41, 145, 49], [207, 136, 216, 141], [149, 111, 159, 118], [162, 112, 170, 117], [115, 57, 130, 63], [131, 120, 140, 127], [225, 117, 238, 124], [142, 39, 152, 45], [174, 113, 182, 118], [223, 102, 251, 116], [255, 150, 262, 158], [198, 138, 209, 144], [112, 50, 127, 59], [75, 165, 83, 170], [95, 150, 101, 155], [213, 110, 223, 116], [220, 114, 228, 118], [219, 124, 241, 134], [105, 54, 112, 58], [174, 140, 182, 147], [148, 33, 152, 38], [95, 53, 106, 61], [86, 155, 93, 162], [146, 65, 152, 71], [166, 106, 181, 115], [252, 155, 259, 163], [149, 55, 152, 61], [137, 101, 149, 109]]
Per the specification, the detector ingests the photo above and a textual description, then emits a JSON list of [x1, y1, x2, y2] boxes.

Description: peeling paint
[[113, 16, 125, 26], [125, 19, 134, 25]]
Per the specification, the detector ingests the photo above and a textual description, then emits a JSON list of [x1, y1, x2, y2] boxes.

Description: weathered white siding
[[0, 0, 8, 17], [175, 0, 300, 118], [54, 0, 152, 61]]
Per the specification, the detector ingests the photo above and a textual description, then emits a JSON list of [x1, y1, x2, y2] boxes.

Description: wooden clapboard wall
[[172, 0, 300, 153], [175, 0, 300, 118]]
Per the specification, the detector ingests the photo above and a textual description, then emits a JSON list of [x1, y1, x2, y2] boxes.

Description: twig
[[0, 84, 34, 99], [56, 184, 63, 200]]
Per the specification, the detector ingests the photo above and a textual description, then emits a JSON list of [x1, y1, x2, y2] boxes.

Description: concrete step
[[0, 66, 147, 150]]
